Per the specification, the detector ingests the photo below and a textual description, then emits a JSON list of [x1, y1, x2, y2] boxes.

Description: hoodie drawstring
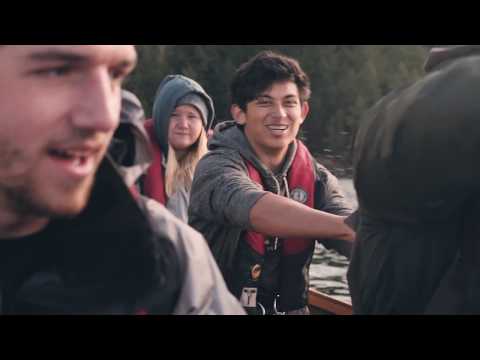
[[283, 176, 291, 199]]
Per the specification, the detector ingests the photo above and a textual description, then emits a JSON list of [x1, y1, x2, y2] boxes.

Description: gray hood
[[152, 75, 215, 157], [209, 121, 297, 179], [424, 45, 480, 73], [109, 90, 152, 187]]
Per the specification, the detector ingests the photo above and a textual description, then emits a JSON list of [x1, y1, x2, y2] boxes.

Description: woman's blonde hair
[[164, 129, 208, 197]]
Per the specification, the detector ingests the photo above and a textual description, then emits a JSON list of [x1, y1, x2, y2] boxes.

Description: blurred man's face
[[0, 45, 137, 221]]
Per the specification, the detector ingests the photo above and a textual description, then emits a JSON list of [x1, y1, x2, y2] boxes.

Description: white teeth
[[51, 148, 89, 162], [268, 125, 288, 131]]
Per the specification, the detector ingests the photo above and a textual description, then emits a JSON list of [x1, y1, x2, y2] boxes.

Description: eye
[[109, 67, 129, 82], [170, 114, 181, 122], [285, 100, 299, 107], [34, 65, 73, 77], [256, 99, 272, 106]]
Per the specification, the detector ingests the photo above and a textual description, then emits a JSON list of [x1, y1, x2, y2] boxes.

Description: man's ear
[[299, 101, 310, 125], [231, 104, 247, 125]]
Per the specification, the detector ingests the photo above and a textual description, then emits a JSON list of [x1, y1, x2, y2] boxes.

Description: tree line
[[125, 45, 429, 175]]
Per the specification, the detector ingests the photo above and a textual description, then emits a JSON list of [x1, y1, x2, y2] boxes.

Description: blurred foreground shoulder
[[141, 196, 245, 315]]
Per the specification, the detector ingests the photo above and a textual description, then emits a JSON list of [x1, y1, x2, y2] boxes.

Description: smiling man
[[0, 45, 244, 315], [189, 51, 355, 315]]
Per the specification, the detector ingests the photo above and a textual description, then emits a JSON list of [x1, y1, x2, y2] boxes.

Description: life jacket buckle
[[273, 237, 280, 251], [266, 237, 280, 253]]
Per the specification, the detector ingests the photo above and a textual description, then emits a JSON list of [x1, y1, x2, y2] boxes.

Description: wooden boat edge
[[308, 289, 353, 315]]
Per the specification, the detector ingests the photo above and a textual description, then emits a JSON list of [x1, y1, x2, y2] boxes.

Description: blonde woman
[[143, 75, 214, 223]]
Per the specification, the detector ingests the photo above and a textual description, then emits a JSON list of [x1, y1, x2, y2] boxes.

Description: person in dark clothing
[[347, 45, 480, 314], [0, 45, 244, 314], [189, 51, 355, 315]]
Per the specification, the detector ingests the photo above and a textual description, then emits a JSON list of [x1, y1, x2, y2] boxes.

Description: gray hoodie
[[189, 121, 352, 283], [109, 91, 244, 315], [109, 90, 152, 188], [150, 75, 215, 222], [152, 75, 215, 157], [142, 195, 246, 314]]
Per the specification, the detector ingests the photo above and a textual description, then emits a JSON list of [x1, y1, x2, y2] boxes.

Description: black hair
[[231, 51, 311, 111]]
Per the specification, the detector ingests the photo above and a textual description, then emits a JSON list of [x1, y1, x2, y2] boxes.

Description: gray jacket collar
[[209, 121, 298, 180]]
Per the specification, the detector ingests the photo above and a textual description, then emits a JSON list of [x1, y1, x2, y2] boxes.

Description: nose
[[174, 115, 189, 129], [71, 68, 120, 133], [271, 103, 287, 119]]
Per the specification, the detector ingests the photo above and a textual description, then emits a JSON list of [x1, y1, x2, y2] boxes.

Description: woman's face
[[168, 104, 204, 152]]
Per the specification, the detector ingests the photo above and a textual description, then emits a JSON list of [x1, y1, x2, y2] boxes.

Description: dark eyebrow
[[28, 50, 89, 63], [256, 94, 298, 100], [27, 50, 137, 70]]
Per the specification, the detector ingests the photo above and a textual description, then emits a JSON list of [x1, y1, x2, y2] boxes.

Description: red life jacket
[[129, 185, 141, 200], [237, 140, 317, 312], [245, 140, 315, 256], [143, 119, 167, 205]]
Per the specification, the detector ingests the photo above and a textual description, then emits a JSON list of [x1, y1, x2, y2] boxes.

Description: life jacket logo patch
[[250, 264, 262, 281], [240, 287, 258, 308], [291, 188, 308, 204]]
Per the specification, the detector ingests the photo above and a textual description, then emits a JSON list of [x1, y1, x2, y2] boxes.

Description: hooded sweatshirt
[[348, 45, 480, 314], [151, 75, 215, 157], [189, 121, 352, 312], [144, 75, 215, 222], [97, 91, 245, 315], [109, 90, 152, 189], [0, 157, 245, 314]]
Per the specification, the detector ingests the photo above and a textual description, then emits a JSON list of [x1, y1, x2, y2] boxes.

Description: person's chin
[[51, 199, 90, 219], [48, 182, 94, 218], [265, 138, 291, 150], [171, 141, 192, 151]]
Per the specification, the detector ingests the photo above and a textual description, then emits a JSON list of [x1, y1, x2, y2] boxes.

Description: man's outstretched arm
[[250, 193, 355, 242]]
